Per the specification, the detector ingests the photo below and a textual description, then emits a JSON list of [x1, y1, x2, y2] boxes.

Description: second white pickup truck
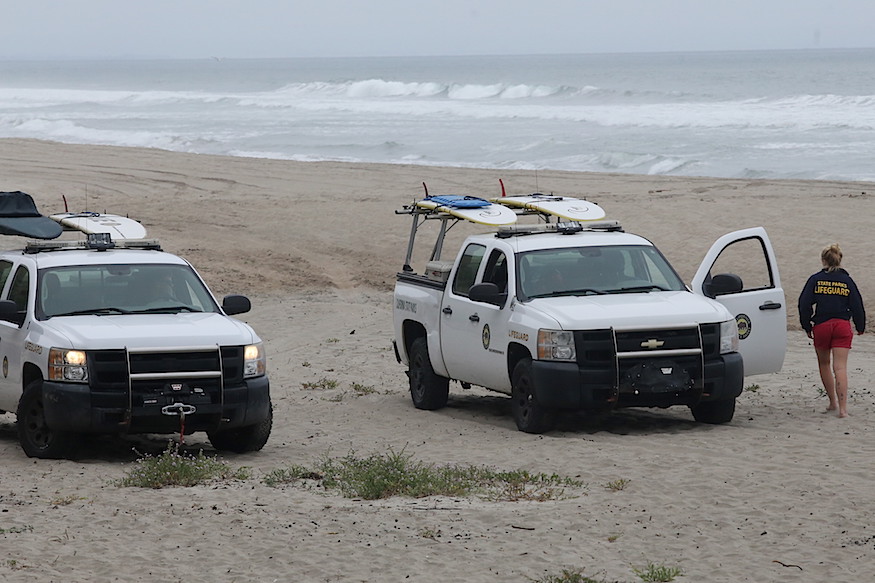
[[0, 193, 271, 459], [393, 193, 786, 432]]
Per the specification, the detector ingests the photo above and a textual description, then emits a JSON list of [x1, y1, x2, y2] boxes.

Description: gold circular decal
[[2, 356, 7, 378], [736, 313, 752, 340], [481, 323, 491, 350]]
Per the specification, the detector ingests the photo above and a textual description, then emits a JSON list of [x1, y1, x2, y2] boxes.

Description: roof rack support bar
[[429, 216, 452, 262], [402, 211, 421, 272]]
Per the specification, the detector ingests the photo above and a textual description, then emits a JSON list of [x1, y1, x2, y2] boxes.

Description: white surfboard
[[493, 194, 606, 222], [415, 196, 517, 226], [50, 212, 147, 239]]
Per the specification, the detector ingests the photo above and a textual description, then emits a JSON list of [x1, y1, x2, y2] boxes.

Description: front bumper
[[41, 375, 271, 434], [530, 352, 744, 411]]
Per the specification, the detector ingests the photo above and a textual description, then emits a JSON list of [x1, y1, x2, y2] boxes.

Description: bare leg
[[815, 347, 837, 411], [831, 347, 851, 418]]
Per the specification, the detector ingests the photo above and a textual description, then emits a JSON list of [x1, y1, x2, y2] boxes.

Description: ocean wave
[[267, 79, 573, 101], [592, 151, 694, 175], [264, 79, 705, 103], [8, 82, 871, 134], [236, 86, 875, 132], [1, 115, 191, 151], [0, 87, 230, 109], [764, 93, 875, 108], [346, 80, 445, 98]]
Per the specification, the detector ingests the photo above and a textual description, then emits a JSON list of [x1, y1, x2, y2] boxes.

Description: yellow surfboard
[[493, 193, 606, 222]]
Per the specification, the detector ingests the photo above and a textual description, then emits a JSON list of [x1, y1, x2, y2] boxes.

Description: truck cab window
[[452, 244, 485, 297], [708, 236, 774, 291], [482, 250, 508, 293], [0, 260, 13, 294], [8, 266, 30, 312]]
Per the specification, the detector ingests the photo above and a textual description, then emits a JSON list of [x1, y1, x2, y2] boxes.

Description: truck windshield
[[37, 264, 221, 318], [518, 245, 687, 299]]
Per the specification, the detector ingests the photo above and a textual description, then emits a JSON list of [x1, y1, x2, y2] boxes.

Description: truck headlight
[[719, 319, 739, 354], [243, 343, 266, 378], [49, 348, 88, 382], [537, 329, 576, 362]]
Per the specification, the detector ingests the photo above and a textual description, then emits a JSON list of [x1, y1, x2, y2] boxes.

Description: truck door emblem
[[482, 324, 491, 350], [640, 338, 664, 349], [2, 356, 6, 378], [736, 314, 751, 340]]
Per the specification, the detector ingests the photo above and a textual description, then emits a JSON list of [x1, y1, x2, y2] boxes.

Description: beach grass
[[264, 448, 584, 501], [632, 562, 683, 582], [531, 568, 623, 583], [605, 478, 631, 492], [301, 377, 339, 390], [0, 525, 33, 535], [115, 442, 250, 488]]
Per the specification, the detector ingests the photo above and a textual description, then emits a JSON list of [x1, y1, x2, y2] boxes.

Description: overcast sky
[[4, 1, 874, 59]]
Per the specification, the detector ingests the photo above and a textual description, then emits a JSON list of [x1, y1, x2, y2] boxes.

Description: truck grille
[[575, 325, 716, 407], [87, 346, 245, 414]]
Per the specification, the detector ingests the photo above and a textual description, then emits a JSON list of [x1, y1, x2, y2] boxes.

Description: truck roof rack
[[495, 220, 623, 238], [24, 236, 163, 254]]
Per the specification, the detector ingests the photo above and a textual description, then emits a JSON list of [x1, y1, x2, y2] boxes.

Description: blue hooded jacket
[[798, 268, 865, 334]]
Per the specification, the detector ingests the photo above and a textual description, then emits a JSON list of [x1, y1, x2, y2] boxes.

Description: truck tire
[[16, 380, 77, 459], [408, 337, 449, 410], [511, 359, 556, 433], [208, 402, 273, 453], [690, 397, 736, 424]]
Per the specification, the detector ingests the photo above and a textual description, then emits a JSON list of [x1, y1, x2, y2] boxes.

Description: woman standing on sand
[[798, 243, 866, 418]]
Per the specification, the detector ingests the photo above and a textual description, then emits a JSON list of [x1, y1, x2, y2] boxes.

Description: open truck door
[[692, 227, 786, 375]]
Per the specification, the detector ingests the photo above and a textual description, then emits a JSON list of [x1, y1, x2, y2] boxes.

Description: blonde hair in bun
[[821, 243, 843, 272]]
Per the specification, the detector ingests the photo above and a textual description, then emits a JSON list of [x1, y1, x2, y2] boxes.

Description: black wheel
[[690, 398, 736, 424], [511, 358, 555, 433], [16, 380, 77, 459], [408, 337, 449, 410], [208, 402, 273, 453]]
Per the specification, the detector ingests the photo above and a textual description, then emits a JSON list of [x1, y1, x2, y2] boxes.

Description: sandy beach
[[1, 138, 874, 583]]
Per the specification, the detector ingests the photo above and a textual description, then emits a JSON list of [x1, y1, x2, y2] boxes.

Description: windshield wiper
[[52, 307, 132, 316], [554, 288, 608, 296], [527, 288, 607, 299], [134, 305, 203, 314], [610, 284, 670, 293]]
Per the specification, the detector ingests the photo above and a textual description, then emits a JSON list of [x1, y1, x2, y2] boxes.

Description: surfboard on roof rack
[[414, 194, 518, 226], [494, 193, 606, 222], [49, 211, 147, 240], [491, 179, 606, 222]]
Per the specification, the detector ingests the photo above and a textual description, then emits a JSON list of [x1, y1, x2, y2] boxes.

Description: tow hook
[[161, 403, 197, 444], [161, 403, 197, 416]]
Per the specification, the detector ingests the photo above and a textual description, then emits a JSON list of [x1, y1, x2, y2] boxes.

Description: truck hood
[[525, 290, 731, 330], [41, 313, 258, 350]]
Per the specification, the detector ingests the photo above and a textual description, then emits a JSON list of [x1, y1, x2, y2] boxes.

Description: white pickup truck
[[392, 196, 786, 432], [0, 234, 272, 458]]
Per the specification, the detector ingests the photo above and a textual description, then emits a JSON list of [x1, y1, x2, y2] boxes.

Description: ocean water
[[1, 49, 874, 181]]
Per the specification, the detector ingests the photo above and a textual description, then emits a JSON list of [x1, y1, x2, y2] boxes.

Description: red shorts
[[813, 319, 854, 350]]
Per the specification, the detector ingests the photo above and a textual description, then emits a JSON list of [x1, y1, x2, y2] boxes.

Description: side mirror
[[705, 273, 743, 297], [0, 299, 18, 323], [222, 294, 251, 315], [468, 282, 507, 307]]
